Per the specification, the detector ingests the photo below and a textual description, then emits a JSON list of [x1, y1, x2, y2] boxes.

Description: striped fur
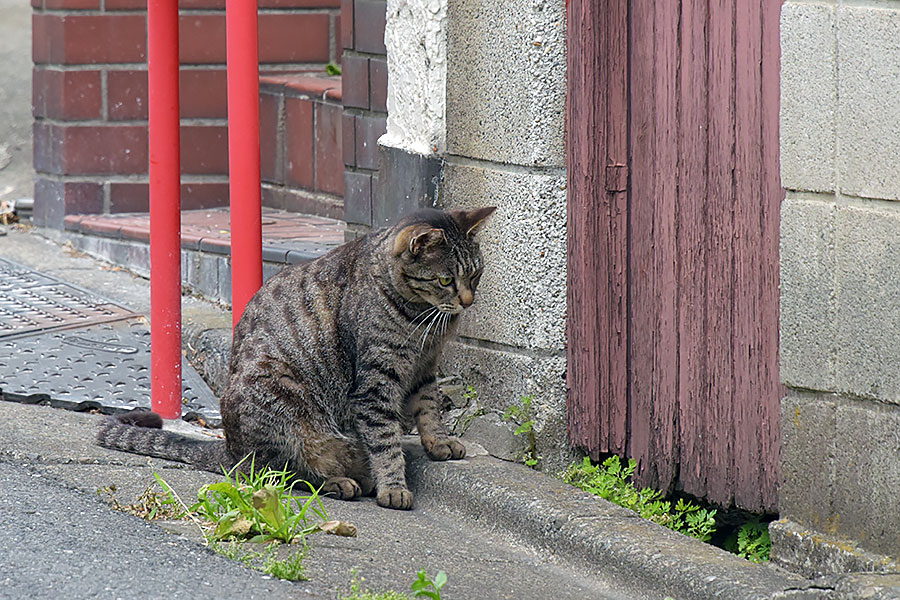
[[97, 207, 495, 510]]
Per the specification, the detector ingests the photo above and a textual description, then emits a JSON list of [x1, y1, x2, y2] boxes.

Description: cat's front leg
[[408, 378, 466, 462], [349, 373, 414, 510]]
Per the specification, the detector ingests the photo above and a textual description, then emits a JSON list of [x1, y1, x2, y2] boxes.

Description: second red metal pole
[[226, 0, 263, 329]]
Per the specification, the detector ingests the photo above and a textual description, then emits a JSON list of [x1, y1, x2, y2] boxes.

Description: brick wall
[[32, 0, 342, 229], [259, 74, 344, 220], [340, 0, 386, 236]]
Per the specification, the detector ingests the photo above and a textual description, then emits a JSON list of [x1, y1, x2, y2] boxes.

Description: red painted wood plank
[[627, 0, 657, 480], [566, 0, 604, 457], [676, 0, 710, 500], [605, 0, 629, 456], [647, 0, 680, 492], [704, 0, 737, 507], [733, 0, 764, 512], [758, 0, 784, 512]]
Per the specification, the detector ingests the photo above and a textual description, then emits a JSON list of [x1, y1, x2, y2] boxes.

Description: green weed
[[188, 456, 328, 543], [561, 456, 717, 542], [326, 63, 342, 76], [502, 395, 540, 468], [341, 569, 449, 600], [210, 540, 308, 581], [724, 519, 771, 563]]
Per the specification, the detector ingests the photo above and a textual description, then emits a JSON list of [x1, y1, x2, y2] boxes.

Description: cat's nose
[[459, 288, 474, 308]]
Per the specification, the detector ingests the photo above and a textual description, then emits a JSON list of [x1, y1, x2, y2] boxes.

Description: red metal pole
[[226, 0, 263, 329], [147, 0, 182, 420]]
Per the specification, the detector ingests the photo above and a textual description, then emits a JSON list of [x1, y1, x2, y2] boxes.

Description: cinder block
[[779, 2, 836, 193], [778, 391, 837, 530], [837, 6, 900, 201], [441, 340, 571, 472], [446, 0, 565, 167], [834, 204, 900, 404], [831, 400, 900, 557], [779, 193, 836, 391], [442, 161, 566, 352]]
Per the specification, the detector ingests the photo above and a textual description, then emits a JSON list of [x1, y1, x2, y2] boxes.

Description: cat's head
[[390, 207, 496, 313]]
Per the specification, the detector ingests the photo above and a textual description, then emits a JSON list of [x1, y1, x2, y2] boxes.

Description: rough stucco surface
[[446, 0, 565, 167], [382, 0, 447, 155]]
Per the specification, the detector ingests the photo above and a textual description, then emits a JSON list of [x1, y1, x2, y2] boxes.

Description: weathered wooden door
[[566, 0, 783, 512]]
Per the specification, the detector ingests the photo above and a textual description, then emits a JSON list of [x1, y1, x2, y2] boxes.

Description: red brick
[[277, 74, 340, 98], [107, 70, 147, 120], [341, 0, 353, 49], [183, 182, 229, 209], [259, 14, 330, 63], [180, 68, 227, 118], [353, 0, 386, 54], [32, 14, 52, 64], [109, 182, 149, 213], [176, 0, 225, 8], [355, 113, 384, 170], [284, 97, 314, 187], [315, 102, 343, 195], [258, 0, 340, 6], [31, 0, 43, 9], [33, 122, 63, 174], [43, 0, 100, 9], [260, 92, 282, 184], [333, 15, 342, 63], [342, 112, 355, 167], [343, 170, 371, 226], [62, 125, 149, 174], [36, 15, 147, 64], [369, 57, 387, 113], [341, 54, 368, 109], [33, 69, 103, 120], [33, 179, 104, 229], [105, 0, 151, 9], [180, 125, 229, 174], [179, 14, 225, 64]]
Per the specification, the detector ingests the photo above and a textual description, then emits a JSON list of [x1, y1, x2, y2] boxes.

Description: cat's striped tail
[[96, 411, 232, 473]]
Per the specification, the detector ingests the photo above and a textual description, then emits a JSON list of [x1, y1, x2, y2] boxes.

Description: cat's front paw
[[322, 477, 362, 500], [422, 436, 466, 461], [376, 486, 414, 510]]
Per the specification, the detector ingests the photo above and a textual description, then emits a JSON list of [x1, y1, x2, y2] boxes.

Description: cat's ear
[[451, 206, 496, 237], [393, 225, 446, 256]]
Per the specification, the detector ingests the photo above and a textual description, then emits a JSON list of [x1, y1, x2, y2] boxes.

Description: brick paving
[[64, 208, 345, 262]]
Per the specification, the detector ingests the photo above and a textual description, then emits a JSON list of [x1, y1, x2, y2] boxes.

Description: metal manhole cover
[[0, 259, 221, 424], [0, 258, 134, 339]]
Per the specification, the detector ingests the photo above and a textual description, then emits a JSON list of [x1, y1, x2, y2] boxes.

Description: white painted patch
[[381, 0, 447, 156]]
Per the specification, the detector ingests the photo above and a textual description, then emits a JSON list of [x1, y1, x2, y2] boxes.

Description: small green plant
[[210, 540, 308, 581], [502, 395, 540, 468], [561, 456, 717, 542], [410, 570, 447, 599], [326, 62, 342, 76], [341, 569, 412, 600], [188, 456, 328, 543], [725, 519, 771, 563]]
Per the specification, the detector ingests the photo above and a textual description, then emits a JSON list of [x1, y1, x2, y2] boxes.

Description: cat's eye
[[438, 275, 453, 286]]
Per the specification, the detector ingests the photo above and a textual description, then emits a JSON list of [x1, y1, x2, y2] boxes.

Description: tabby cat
[[97, 206, 496, 510]]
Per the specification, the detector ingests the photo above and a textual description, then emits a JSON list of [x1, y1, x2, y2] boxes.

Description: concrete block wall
[[31, 0, 342, 228], [777, 0, 900, 573], [441, 0, 569, 471]]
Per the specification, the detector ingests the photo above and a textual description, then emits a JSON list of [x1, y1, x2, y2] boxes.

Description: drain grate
[[0, 259, 221, 424], [0, 258, 134, 339]]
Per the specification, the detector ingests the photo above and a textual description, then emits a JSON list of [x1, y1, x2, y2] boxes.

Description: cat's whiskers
[[419, 309, 443, 350], [404, 306, 439, 346]]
